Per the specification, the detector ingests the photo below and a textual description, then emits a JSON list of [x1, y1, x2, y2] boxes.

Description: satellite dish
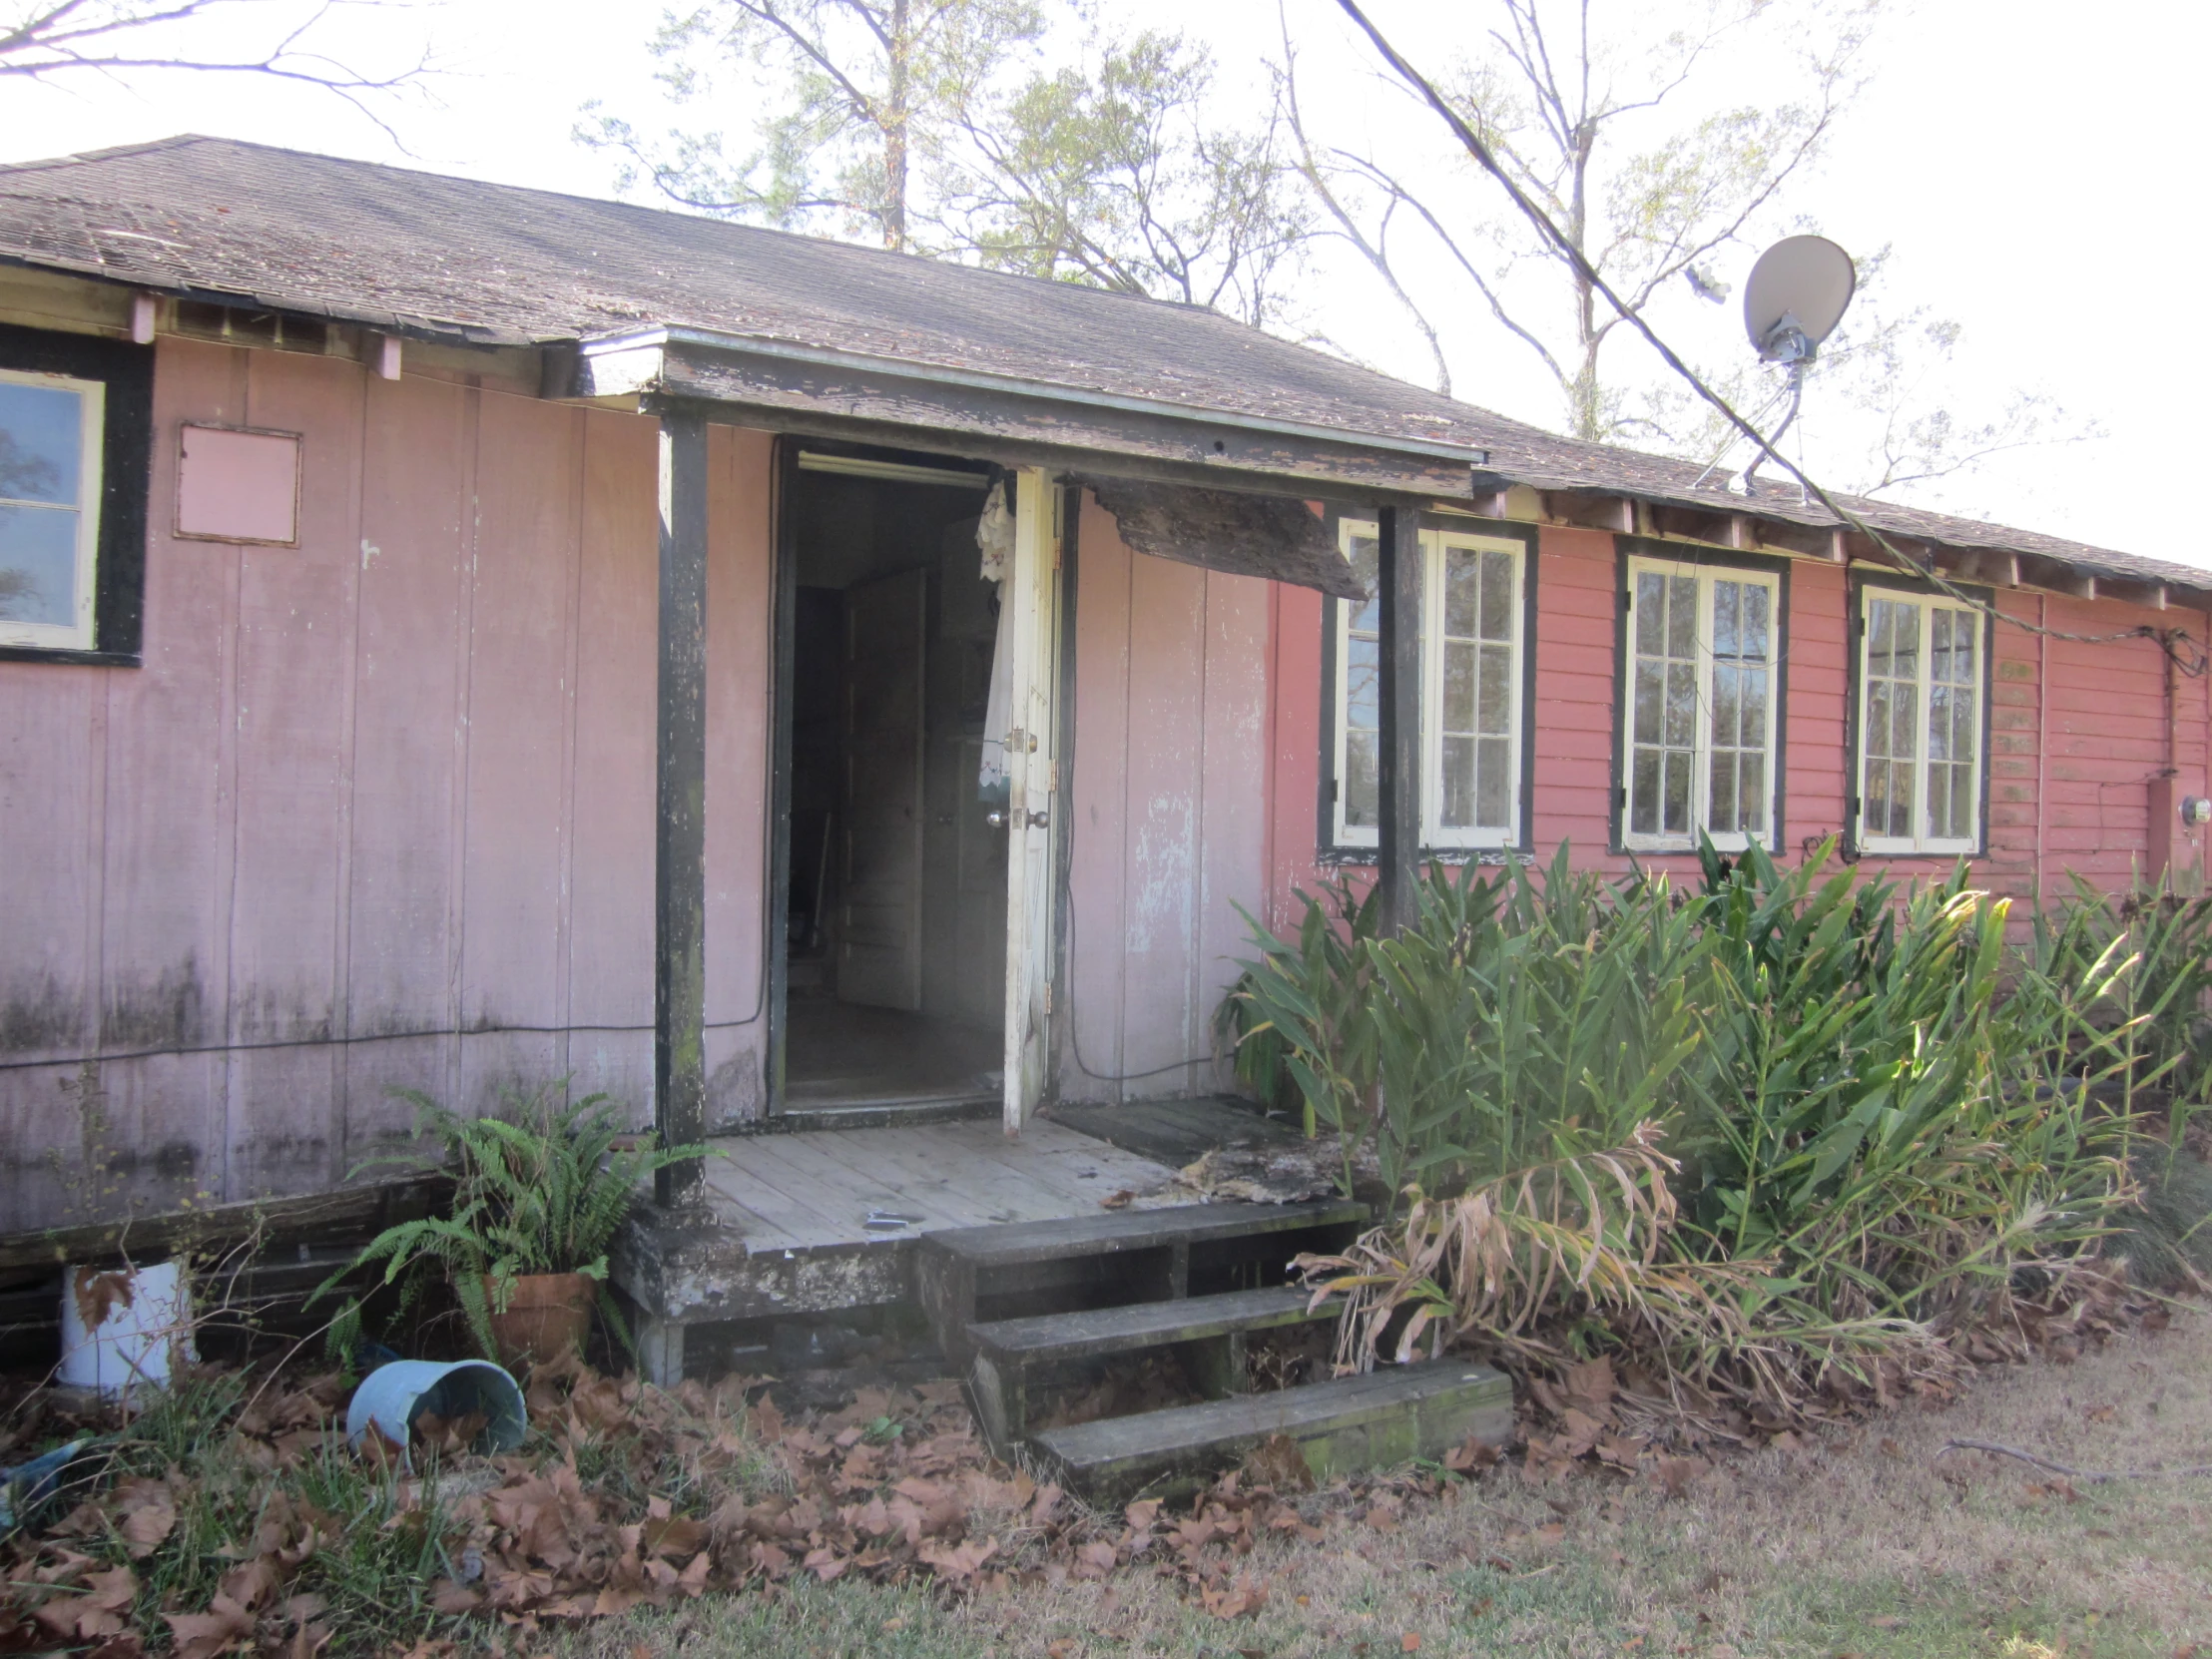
[[1742, 235, 1856, 364]]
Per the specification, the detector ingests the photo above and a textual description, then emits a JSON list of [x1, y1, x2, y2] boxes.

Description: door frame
[[765, 436, 801, 1118], [764, 435, 1025, 1118]]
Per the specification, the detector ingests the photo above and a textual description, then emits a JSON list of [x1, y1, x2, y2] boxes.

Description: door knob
[[1026, 809, 1050, 830], [984, 810, 1008, 830]]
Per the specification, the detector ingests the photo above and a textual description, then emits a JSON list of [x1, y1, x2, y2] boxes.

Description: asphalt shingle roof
[[0, 136, 2199, 600]]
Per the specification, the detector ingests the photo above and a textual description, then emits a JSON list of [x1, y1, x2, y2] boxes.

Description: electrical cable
[[1060, 879, 1225, 1084], [1335, 0, 2204, 672]]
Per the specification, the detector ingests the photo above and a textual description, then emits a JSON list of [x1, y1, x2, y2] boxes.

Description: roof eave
[[562, 324, 1488, 499]]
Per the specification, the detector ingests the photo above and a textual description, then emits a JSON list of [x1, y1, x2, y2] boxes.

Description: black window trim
[[0, 321, 153, 668], [1608, 536, 1793, 857], [1316, 506, 1540, 864], [1844, 569, 1995, 861]]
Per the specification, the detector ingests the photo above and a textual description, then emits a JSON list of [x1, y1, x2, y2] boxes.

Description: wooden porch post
[[654, 408, 709, 1204], [1374, 503, 1421, 935]]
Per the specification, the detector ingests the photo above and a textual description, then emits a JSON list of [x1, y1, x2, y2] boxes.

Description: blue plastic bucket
[[344, 1360, 528, 1465]]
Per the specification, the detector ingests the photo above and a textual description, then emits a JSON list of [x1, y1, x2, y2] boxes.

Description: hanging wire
[[1334, 0, 2204, 679]]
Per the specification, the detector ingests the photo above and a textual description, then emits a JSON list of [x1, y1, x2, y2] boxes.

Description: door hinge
[[1618, 785, 1628, 810], [1049, 760, 1059, 793], [1043, 983, 1054, 1015]]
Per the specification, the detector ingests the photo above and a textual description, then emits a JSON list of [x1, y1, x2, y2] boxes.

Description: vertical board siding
[[455, 392, 580, 1108], [343, 371, 472, 1164], [221, 346, 365, 1200], [0, 341, 779, 1229], [565, 410, 659, 1116], [1059, 495, 1271, 1103], [702, 425, 776, 1128]]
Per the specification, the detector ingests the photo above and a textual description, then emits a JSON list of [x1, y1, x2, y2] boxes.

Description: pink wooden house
[[1, 139, 2206, 1383]]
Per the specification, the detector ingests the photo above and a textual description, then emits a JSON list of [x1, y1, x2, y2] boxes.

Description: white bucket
[[57, 1261, 197, 1399]]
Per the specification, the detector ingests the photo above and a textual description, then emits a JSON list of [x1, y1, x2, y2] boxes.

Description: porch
[[608, 1101, 1337, 1382]]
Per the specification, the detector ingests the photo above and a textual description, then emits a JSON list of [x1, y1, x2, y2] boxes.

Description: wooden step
[[971, 1284, 1327, 1365], [916, 1198, 1365, 1366], [964, 1285, 1335, 1455], [924, 1199, 1367, 1271], [1027, 1360, 1515, 1504]]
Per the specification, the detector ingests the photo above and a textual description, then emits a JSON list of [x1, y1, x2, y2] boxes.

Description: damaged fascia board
[[570, 324, 1491, 497]]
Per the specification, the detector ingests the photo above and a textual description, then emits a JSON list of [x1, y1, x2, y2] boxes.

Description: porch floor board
[[697, 1119, 1180, 1255]]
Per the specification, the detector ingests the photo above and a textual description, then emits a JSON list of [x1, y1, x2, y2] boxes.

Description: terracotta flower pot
[[483, 1272, 594, 1369]]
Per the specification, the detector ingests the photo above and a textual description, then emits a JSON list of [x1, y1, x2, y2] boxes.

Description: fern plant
[[312, 1082, 706, 1365]]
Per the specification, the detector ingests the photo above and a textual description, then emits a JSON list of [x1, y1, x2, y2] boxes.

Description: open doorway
[[780, 447, 1010, 1117]]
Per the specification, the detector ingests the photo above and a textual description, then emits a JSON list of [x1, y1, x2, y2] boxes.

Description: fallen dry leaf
[[1200, 1575, 1268, 1619], [34, 1564, 138, 1640], [165, 1593, 255, 1659]]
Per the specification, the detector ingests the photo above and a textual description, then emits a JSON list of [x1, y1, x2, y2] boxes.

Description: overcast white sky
[[2, 0, 2203, 567]]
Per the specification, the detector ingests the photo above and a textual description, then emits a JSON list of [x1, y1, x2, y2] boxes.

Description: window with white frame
[[1620, 555, 1781, 852], [1856, 587, 1983, 854], [0, 367, 105, 653], [1330, 519, 1526, 850]]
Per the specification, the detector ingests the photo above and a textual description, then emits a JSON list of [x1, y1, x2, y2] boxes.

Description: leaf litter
[[1, 1257, 2174, 1658]]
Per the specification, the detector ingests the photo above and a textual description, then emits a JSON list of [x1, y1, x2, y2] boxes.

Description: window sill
[[0, 644, 141, 668]]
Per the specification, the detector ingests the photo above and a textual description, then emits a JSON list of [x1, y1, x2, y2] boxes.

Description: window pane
[[1869, 598, 1894, 677], [1887, 760, 1916, 837], [1890, 602, 1921, 679], [1635, 571, 1666, 655], [1634, 660, 1664, 745], [1741, 585, 1770, 659], [1740, 667, 1768, 745], [1476, 737, 1510, 828], [1666, 575, 1697, 658], [1712, 663, 1740, 748], [1929, 685, 1952, 762], [1867, 682, 1894, 758], [1443, 639, 1475, 733], [0, 381, 84, 507], [1664, 661, 1696, 746], [1444, 547, 1478, 639], [1952, 686, 1976, 762], [1631, 749, 1659, 835], [1950, 763, 1975, 840], [1713, 581, 1739, 659], [1663, 750, 1691, 834], [1477, 644, 1511, 736], [1441, 734, 1474, 828], [1891, 682, 1918, 765], [1739, 753, 1767, 836], [1478, 549, 1513, 641], [1345, 635, 1379, 731], [1947, 612, 1976, 682], [0, 503, 80, 627], [1345, 731, 1378, 829], [1710, 751, 1738, 832]]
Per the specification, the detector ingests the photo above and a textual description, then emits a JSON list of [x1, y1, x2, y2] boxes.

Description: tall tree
[[583, 5, 1312, 326], [582, 0, 1046, 253], [936, 29, 1312, 326], [0, 1, 432, 133], [1286, 0, 2082, 499]]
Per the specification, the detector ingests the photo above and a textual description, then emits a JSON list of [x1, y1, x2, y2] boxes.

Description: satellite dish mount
[[1735, 236, 1856, 490]]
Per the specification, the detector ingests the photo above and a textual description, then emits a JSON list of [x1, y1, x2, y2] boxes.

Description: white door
[[1001, 469, 1063, 1134]]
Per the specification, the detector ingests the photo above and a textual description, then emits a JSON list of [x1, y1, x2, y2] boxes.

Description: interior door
[[839, 566, 927, 1009], [1001, 469, 1063, 1133]]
